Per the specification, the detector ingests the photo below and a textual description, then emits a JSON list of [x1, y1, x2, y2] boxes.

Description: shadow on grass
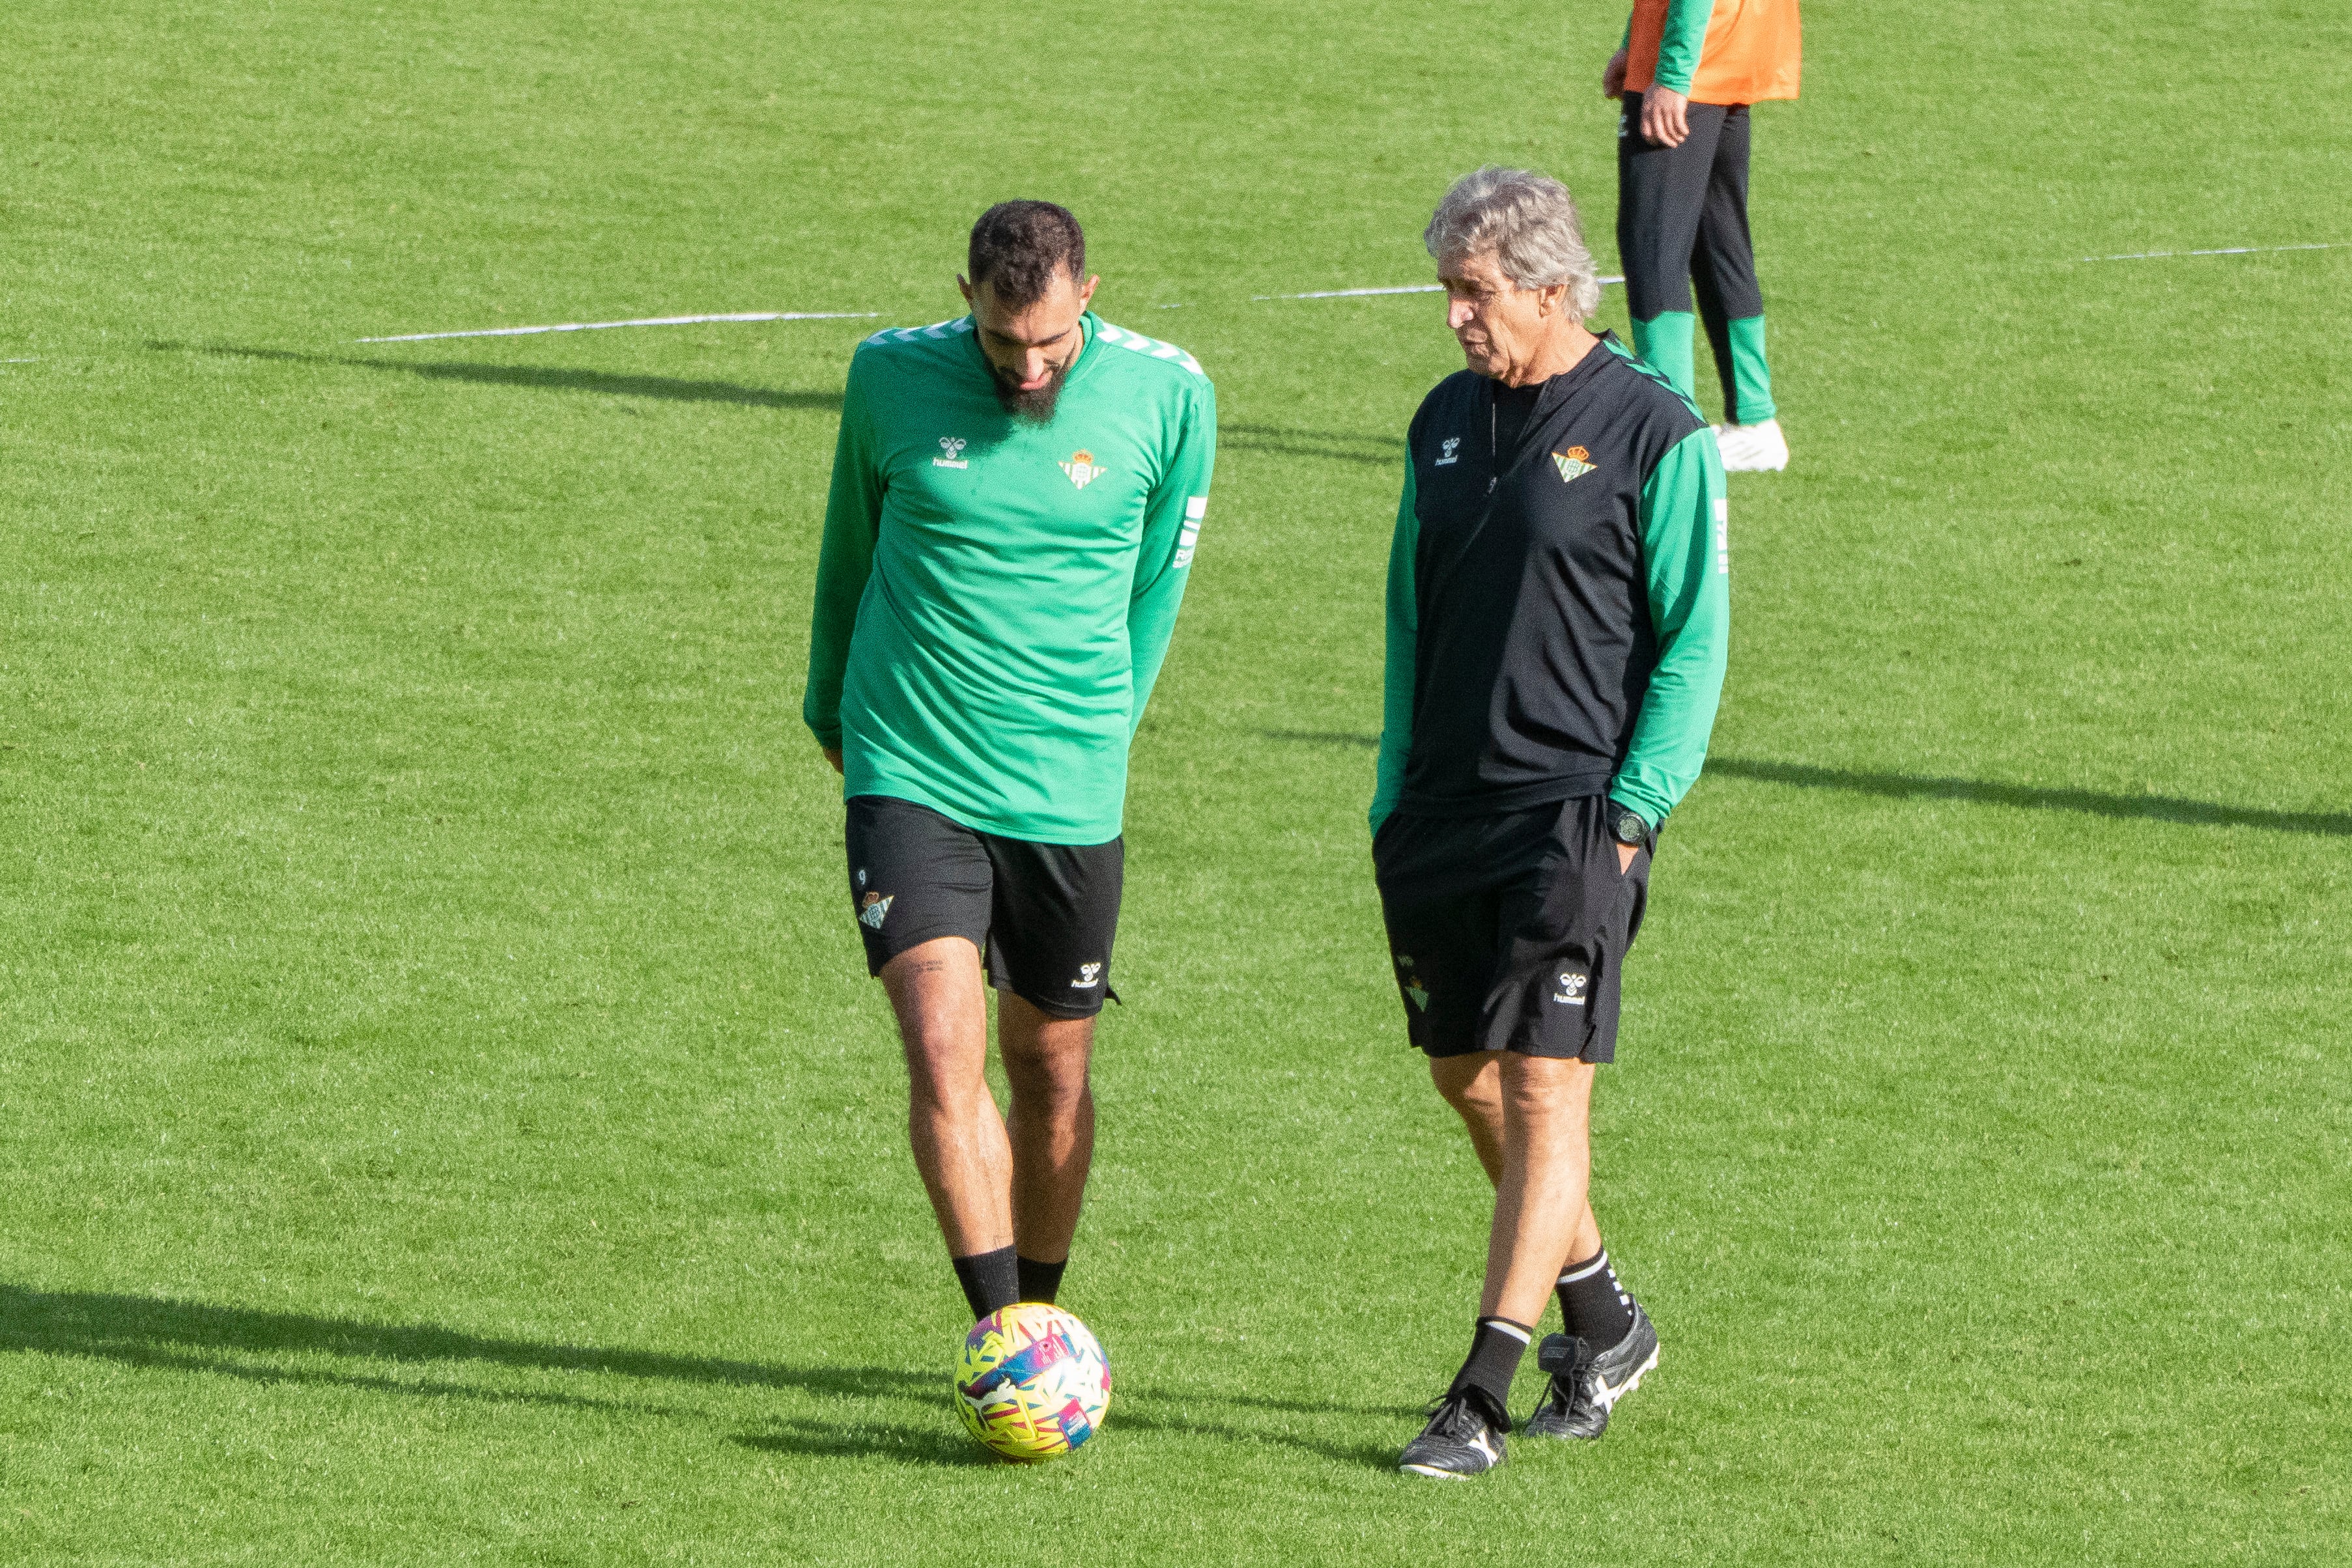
[[1, 1284, 1408, 1470], [149, 341, 844, 411], [1220, 422, 1404, 468], [729, 1393, 1404, 1472], [730, 1418, 996, 1468], [1704, 756, 2352, 837], [0, 1283, 922, 1405], [1257, 732, 2352, 838], [1112, 1397, 1402, 1471]]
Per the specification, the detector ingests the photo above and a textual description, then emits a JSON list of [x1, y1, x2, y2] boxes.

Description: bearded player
[[803, 201, 1215, 1327]]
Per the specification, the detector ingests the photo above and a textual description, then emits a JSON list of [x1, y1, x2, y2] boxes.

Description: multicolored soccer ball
[[954, 1304, 1111, 1462]]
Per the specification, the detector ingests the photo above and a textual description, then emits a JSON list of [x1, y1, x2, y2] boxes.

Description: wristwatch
[[1606, 800, 1653, 854]]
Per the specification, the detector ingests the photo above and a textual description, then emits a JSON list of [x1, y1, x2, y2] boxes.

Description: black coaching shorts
[[1372, 794, 1651, 1063], [844, 794, 1123, 1020]]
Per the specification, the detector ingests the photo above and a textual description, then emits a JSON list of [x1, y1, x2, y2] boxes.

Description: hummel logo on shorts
[[1553, 970, 1589, 1005], [1072, 962, 1103, 988]]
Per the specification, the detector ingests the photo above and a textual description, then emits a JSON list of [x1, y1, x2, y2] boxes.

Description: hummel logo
[[858, 892, 894, 931], [1553, 970, 1589, 1005], [1551, 445, 1595, 483], [1435, 436, 1461, 467], [1060, 449, 1106, 488], [1073, 962, 1103, 989], [933, 437, 969, 469]]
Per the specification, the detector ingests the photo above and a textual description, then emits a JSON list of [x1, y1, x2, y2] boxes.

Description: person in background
[[1604, 0, 1802, 471]]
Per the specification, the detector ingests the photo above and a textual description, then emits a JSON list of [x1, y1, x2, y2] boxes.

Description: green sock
[[1630, 311, 1696, 401], [1725, 315, 1776, 424]]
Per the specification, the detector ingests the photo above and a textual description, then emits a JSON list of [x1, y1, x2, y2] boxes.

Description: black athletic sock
[[1445, 1317, 1533, 1421], [1015, 1254, 1066, 1305], [1555, 1250, 1636, 1351], [950, 1246, 1020, 1323]]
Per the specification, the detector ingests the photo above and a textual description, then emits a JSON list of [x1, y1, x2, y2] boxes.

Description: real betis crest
[[1551, 445, 1595, 483], [1060, 449, 1107, 489]]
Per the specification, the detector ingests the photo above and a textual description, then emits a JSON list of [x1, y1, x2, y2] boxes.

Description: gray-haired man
[[1374, 167, 1728, 1477]]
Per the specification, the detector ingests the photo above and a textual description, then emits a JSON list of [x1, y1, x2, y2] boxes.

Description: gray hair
[[1424, 166, 1602, 320]]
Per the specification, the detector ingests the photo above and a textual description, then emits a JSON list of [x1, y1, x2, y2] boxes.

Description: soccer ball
[[954, 1303, 1111, 1462]]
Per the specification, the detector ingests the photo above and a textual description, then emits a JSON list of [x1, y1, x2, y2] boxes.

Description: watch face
[[1614, 811, 1645, 845]]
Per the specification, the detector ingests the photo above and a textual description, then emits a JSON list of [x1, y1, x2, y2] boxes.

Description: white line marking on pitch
[[1253, 277, 1624, 301], [2, 357, 38, 363], [2081, 242, 2344, 262], [356, 311, 879, 344]]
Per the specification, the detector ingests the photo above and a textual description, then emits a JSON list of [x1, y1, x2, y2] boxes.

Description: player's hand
[[1617, 841, 1639, 875], [1602, 47, 1628, 96], [1641, 83, 1690, 147], [822, 744, 843, 776]]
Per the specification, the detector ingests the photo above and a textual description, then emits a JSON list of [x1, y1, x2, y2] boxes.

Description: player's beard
[[990, 357, 1070, 423]]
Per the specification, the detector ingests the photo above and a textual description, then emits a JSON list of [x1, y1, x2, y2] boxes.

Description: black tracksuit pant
[[1617, 94, 1776, 424]]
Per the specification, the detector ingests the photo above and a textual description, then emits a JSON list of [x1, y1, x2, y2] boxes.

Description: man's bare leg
[[999, 993, 1096, 1272], [1406, 1052, 1594, 1448], [882, 937, 1010, 1256], [1479, 1054, 1596, 1325], [881, 939, 1098, 1311], [1430, 1053, 1602, 1269]]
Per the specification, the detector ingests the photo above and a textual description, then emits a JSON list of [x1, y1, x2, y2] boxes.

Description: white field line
[[1256, 284, 1443, 300], [2, 357, 38, 363], [1252, 277, 1624, 301], [355, 244, 2325, 345], [354, 279, 1635, 343], [355, 311, 879, 344], [2081, 242, 2344, 262]]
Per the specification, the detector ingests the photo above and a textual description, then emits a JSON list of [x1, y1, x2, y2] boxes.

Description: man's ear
[[957, 274, 976, 305], [1076, 272, 1101, 311]]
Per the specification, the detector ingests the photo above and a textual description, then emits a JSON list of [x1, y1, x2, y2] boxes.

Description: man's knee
[[1499, 1052, 1595, 1120], [883, 940, 989, 1110], [1000, 1011, 1093, 1104], [1429, 1052, 1500, 1115]]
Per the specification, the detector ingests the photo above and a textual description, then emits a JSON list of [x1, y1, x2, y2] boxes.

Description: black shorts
[[1372, 794, 1651, 1063], [843, 794, 1122, 1020]]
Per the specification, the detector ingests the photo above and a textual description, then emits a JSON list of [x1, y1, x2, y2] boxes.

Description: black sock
[[1445, 1317, 1533, 1421], [950, 1246, 1020, 1322], [1015, 1255, 1066, 1305], [1555, 1250, 1635, 1350]]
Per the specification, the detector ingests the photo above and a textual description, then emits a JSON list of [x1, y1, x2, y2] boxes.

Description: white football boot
[[1712, 417, 1789, 473]]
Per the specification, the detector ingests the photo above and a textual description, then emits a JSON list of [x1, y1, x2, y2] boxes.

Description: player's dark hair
[[967, 201, 1086, 307]]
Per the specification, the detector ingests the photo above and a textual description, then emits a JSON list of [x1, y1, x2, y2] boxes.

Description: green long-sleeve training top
[[803, 313, 1216, 844]]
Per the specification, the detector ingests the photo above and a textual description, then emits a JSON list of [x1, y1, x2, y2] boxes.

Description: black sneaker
[[1524, 1300, 1660, 1440], [1396, 1388, 1509, 1478]]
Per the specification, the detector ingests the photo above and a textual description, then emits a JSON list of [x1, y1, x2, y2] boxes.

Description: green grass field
[[5, 1, 2349, 1561]]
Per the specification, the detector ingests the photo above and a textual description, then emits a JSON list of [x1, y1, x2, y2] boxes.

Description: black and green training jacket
[[1371, 334, 1729, 834]]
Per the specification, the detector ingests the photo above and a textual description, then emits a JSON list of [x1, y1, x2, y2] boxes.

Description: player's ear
[[1075, 272, 1100, 311], [957, 274, 976, 305]]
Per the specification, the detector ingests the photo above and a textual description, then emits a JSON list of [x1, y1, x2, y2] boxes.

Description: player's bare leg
[[1429, 1052, 1660, 1442], [1477, 1055, 1596, 1325], [883, 936, 1011, 1255], [1430, 1054, 1602, 1264], [999, 995, 1096, 1268]]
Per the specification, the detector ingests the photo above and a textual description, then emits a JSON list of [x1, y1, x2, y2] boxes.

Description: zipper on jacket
[[1488, 389, 1499, 494]]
